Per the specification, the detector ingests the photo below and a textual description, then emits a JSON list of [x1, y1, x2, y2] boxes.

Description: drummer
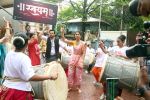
[[106, 35, 128, 57], [0, 33, 58, 100], [85, 42, 96, 74], [99, 35, 129, 98], [92, 40, 106, 87]]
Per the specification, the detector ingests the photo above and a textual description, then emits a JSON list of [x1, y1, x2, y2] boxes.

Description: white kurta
[[94, 48, 106, 67], [3, 51, 35, 91]]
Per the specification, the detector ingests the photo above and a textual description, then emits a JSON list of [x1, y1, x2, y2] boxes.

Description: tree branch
[[86, 0, 95, 12], [88, 5, 100, 14], [72, 1, 81, 10], [70, 0, 82, 13]]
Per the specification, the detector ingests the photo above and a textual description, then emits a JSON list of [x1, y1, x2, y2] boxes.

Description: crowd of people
[[0, 20, 150, 100], [1, 0, 150, 99], [0, 21, 58, 100], [0, 18, 125, 99], [0, 18, 93, 99]]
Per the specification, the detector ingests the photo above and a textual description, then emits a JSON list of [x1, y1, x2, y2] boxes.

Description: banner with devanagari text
[[13, 0, 58, 25]]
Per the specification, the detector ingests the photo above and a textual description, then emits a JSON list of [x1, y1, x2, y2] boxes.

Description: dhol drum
[[84, 53, 95, 66], [60, 52, 70, 69], [99, 55, 140, 90], [61, 52, 95, 68], [31, 61, 68, 100]]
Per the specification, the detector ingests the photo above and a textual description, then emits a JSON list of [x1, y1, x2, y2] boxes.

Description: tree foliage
[[44, 0, 63, 3], [58, 0, 146, 31], [67, 0, 101, 37], [69, 0, 99, 21], [58, 6, 78, 21], [100, 0, 144, 31]]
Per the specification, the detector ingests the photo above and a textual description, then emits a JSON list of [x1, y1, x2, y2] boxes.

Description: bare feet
[[99, 93, 106, 100], [77, 88, 82, 93], [68, 87, 82, 93], [68, 88, 72, 92]]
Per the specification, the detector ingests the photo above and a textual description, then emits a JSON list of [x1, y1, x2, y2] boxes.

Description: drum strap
[[2, 76, 35, 97], [2, 76, 27, 82]]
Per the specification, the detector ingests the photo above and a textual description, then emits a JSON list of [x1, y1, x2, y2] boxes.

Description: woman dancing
[[61, 28, 86, 93]]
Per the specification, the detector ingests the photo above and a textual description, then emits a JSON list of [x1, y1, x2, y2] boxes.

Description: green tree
[[58, 0, 145, 32], [99, 0, 144, 31], [69, 0, 100, 38], [58, 7, 77, 21], [56, 7, 77, 34], [43, 0, 63, 3]]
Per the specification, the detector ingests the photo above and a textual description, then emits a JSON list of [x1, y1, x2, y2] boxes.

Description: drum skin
[[83, 53, 95, 66], [60, 52, 70, 69], [61, 52, 95, 68], [99, 55, 140, 90], [31, 61, 68, 100]]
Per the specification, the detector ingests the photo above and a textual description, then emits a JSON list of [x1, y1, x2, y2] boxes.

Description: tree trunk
[[82, 22, 86, 40], [81, 0, 87, 40]]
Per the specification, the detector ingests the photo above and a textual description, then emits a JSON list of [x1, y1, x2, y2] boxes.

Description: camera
[[129, 0, 150, 17], [137, 21, 150, 44], [126, 21, 150, 58], [144, 21, 150, 30], [126, 44, 150, 58], [127, 0, 150, 58]]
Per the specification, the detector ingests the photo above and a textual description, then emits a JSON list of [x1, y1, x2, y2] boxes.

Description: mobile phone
[[106, 78, 119, 100]]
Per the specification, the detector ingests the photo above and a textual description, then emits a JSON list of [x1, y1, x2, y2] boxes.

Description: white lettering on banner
[[49, 9, 55, 17], [26, 4, 31, 10], [23, 3, 25, 11], [16, 3, 55, 17], [26, 4, 40, 16], [17, 3, 25, 11], [42, 8, 48, 17], [36, 7, 43, 15]]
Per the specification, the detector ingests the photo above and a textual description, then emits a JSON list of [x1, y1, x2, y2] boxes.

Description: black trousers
[[87, 62, 95, 72], [46, 55, 58, 63]]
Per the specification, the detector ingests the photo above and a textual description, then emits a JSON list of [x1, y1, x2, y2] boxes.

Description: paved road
[[67, 72, 139, 100]]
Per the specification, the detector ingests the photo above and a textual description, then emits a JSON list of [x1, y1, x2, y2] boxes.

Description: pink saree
[[67, 42, 85, 88]]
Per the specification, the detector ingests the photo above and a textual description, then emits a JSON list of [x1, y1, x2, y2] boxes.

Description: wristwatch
[[138, 85, 150, 96]]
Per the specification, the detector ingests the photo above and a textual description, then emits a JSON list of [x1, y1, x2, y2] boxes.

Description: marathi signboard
[[13, 0, 58, 25]]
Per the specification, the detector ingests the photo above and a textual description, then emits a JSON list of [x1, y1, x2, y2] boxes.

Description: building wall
[[67, 22, 108, 33], [100, 31, 127, 45], [0, 7, 23, 33], [90, 31, 127, 50], [67, 23, 82, 32]]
